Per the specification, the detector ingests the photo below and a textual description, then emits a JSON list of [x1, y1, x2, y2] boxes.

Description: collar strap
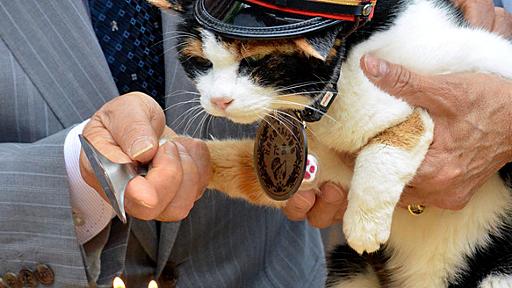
[[299, 17, 367, 122], [242, 0, 377, 21]]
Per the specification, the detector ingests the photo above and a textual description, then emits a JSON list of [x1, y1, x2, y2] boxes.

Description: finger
[[82, 119, 132, 164], [454, 0, 495, 30], [100, 92, 166, 163], [157, 142, 201, 221], [283, 189, 316, 221], [493, 8, 512, 39], [162, 126, 179, 140], [397, 155, 440, 208], [360, 54, 440, 108], [398, 185, 428, 208], [124, 142, 183, 220], [307, 183, 347, 229], [173, 137, 212, 199]]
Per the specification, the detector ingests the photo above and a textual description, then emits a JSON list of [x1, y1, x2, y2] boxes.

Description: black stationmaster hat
[[193, 0, 377, 39]]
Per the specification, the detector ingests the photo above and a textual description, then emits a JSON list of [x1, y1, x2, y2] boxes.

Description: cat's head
[[155, 0, 345, 124]]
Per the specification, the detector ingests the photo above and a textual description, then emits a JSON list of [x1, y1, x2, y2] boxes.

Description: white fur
[[328, 1, 512, 285], [343, 109, 433, 254], [386, 175, 511, 288], [479, 274, 512, 288]]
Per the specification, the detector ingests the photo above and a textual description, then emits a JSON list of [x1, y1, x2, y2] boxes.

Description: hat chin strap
[[299, 17, 367, 123]]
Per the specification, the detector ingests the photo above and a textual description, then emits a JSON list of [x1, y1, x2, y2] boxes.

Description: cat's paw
[[343, 204, 393, 254]]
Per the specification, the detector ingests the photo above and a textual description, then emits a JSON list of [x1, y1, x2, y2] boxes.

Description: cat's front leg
[[205, 139, 286, 208], [343, 109, 433, 254]]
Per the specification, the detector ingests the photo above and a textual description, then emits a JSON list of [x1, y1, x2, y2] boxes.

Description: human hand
[[452, 0, 512, 38], [283, 183, 348, 228], [80, 92, 211, 221], [361, 54, 512, 210]]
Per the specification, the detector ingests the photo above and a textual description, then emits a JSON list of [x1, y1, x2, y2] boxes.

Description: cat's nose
[[210, 97, 234, 111]]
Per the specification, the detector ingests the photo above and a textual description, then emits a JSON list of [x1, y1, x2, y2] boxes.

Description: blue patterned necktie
[[89, 0, 166, 107]]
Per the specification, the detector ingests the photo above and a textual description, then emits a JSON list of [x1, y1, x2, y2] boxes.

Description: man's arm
[[0, 128, 90, 287]]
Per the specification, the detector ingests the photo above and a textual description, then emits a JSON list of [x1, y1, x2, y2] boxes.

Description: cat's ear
[[294, 26, 343, 61], [147, 0, 193, 12]]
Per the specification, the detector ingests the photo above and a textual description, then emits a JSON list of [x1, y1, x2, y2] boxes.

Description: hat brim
[[194, 0, 343, 39]]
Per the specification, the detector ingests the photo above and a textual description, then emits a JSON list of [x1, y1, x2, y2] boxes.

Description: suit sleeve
[[0, 128, 113, 287]]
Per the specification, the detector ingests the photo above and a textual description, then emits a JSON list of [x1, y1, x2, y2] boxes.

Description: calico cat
[[151, 0, 512, 287]]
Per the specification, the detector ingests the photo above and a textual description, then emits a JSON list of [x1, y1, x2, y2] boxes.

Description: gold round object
[[407, 204, 425, 216]]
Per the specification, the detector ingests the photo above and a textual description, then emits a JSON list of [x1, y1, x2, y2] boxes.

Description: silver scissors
[[79, 135, 168, 223]]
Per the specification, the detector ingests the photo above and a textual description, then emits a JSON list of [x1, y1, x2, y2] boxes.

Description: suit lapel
[[0, 0, 118, 127], [155, 10, 196, 276]]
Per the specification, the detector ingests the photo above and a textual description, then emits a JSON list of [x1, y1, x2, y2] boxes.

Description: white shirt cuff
[[64, 120, 116, 245]]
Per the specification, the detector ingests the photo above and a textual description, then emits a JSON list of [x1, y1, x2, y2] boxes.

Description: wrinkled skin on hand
[[453, 0, 512, 38], [362, 55, 512, 209], [80, 92, 211, 222]]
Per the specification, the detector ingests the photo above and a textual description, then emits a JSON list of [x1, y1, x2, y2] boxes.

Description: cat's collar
[[300, 87, 338, 123]]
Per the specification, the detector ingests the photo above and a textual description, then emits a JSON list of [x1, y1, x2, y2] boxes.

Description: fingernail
[[364, 54, 389, 78], [130, 136, 154, 159]]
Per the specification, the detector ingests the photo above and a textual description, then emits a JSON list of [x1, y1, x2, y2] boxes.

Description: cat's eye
[[189, 57, 213, 71]]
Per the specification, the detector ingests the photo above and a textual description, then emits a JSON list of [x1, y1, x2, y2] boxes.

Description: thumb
[[360, 54, 435, 108], [88, 92, 166, 163]]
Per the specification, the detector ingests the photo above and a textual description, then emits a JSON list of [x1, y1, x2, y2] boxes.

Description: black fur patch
[[447, 205, 512, 287], [327, 245, 390, 287]]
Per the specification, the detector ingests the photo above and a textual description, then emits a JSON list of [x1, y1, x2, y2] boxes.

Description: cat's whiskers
[[164, 98, 201, 112], [151, 35, 195, 49], [164, 90, 200, 100], [256, 114, 290, 142], [184, 108, 207, 136], [270, 99, 338, 124], [262, 108, 320, 140], [273, 81, 328, 93], [171, 105, 203, 130], [170, 105, 203, 131], [182, 106, 207, 135], [161, 31, 200, 40], [162, 42, 191, 57], [192, 112, 212, 137], [260, 111, 300, 144]]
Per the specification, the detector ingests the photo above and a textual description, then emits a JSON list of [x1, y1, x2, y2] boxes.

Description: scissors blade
[[79, 134, 128, 223]]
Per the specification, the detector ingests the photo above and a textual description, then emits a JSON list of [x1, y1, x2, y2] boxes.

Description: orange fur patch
[[180, 38, 205, 58], [207, 140, 282, 207], [224, 39, 299, 60], [369, 110, 425, 149], [146, 0, 171, 9], [180, 35, 339, 61], [294, 38, 325, 60]]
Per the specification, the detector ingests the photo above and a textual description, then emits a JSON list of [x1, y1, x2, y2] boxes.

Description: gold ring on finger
[[407, 204, 425, 216]]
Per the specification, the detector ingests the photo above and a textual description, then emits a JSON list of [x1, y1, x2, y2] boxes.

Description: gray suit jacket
[[495, 0, 512, 11], [0, 1, 325, 287]]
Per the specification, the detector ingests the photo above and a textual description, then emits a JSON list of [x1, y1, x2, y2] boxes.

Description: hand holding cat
[[80, 92, 211, 221], [452, 0, 512, 38], [361, 54, 512, 210], [283, 183, 348, 228]]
